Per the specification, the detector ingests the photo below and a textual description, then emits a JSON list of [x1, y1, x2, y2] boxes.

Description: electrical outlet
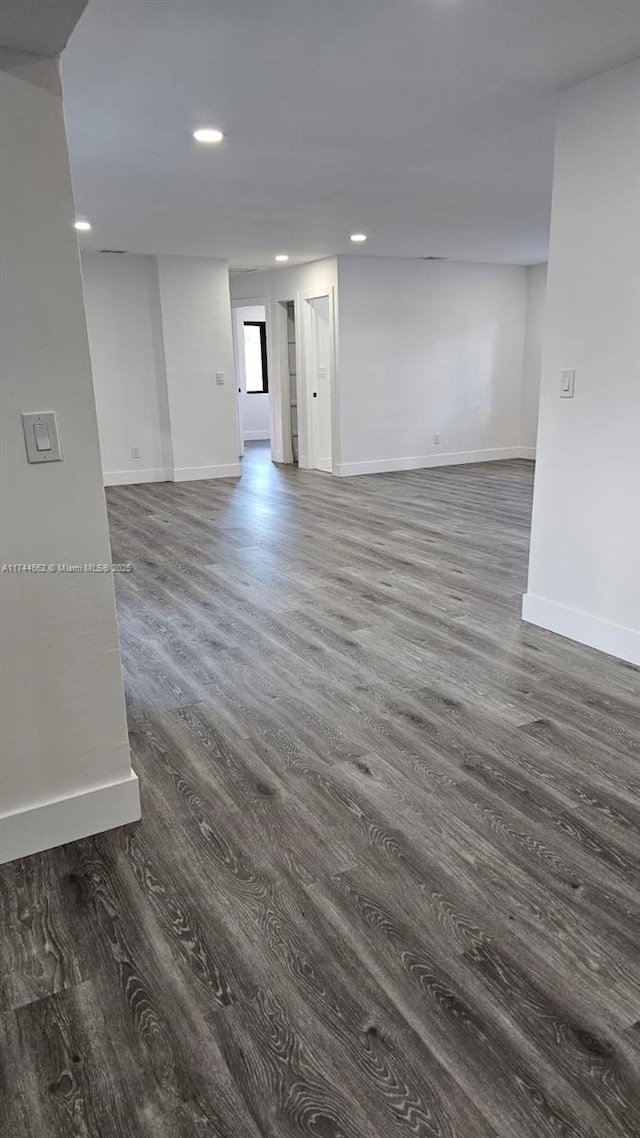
[[433, 432, 441, 446], [131, 446, 141, 460]]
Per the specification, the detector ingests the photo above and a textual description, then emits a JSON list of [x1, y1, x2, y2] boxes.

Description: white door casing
[[300, 287, 336, 473]]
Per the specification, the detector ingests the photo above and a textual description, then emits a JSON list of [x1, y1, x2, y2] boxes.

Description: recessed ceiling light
[[275, 254, 289, 262], [74, 220, 91, 231], [193, 127, 224, 144], [350, 233, 367, 243]]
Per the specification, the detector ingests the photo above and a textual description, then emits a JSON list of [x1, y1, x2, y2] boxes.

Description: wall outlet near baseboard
[[433, 432, 441, 445], [131, 446, 141, 459]]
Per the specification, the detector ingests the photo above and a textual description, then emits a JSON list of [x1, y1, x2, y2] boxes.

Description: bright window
[[243, 321, 269, 394]]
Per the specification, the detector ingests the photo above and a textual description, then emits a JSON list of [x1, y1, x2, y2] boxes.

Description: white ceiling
[[0, 0, 86, 54], [62, 0, 640, 268]]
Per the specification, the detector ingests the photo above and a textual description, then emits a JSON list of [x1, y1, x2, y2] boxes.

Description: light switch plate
[[22, 412, 62, 463], [216, 372, 225, 385], [560, 369, 575, 399]]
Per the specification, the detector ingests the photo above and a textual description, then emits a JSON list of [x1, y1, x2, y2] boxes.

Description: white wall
[[90, 252, 533, 483], [233, 304, 270, 441], [0, 51, 139, 863], [156, 256, 240, 481], [521, 263, 547, 455], [81, 253, 240, 484], [335, 257, 528, 475], [524, 60, 640, 665], [82, 253, 171, 483]]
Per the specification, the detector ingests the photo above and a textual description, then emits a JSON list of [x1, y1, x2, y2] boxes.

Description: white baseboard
[[522, 593, 640, 666], [335, 446, 526, 478], [173, 463, 242, 482], [0, 771, 141, 866], [104, 467, 171, 486], [243, 430, 271, 442], [105, 450, 534, 486], [105, 464, 243, 485]]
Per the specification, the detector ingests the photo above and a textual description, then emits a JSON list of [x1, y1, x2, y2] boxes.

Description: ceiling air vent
[[422, 256, 447, 261], [99, 249, 129, 255]]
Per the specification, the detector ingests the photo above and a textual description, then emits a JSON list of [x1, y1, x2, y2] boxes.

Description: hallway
[[2, 454, 640, 1138]]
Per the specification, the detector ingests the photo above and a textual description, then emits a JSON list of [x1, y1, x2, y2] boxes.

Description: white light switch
[[560, 369, 575, 398], [33, 422, 52, 451], [22, 412, 62, 463], [216, 371, 225, 385]]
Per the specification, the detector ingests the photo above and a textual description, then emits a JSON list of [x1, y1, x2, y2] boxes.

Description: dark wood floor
[[2, 442, 640, 1138]]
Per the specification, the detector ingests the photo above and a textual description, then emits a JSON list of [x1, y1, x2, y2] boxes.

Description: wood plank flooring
[[2, 441, 640, 1137]]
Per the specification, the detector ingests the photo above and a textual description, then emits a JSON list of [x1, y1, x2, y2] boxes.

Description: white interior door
[[306, 294, 333, 472]]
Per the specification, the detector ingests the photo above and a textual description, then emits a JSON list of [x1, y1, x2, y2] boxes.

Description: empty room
[[1, 2, 639, 1136]]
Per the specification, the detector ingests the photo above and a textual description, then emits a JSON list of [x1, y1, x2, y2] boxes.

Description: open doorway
[[232, 303, 271, 458], [232, 290, 336, 474]]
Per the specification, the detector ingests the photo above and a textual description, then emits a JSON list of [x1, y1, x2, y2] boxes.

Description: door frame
[[299, 285, 337, 473], [275, 299, 296, 465]]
